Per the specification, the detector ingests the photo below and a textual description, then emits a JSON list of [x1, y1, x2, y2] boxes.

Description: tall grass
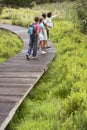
[[0, 2, 79, 28], [0, 29, 23, 64], [5, 2, 87, 130]]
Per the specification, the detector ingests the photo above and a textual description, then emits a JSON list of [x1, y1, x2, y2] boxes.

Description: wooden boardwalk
[[0, 24, 56, 130]]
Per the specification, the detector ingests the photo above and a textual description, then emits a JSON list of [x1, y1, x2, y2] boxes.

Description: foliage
[[0, 6, 3, 14], [1, 2, 87, 130], [1, 0, 29, 7], [30, 1, 36, 8], [7, 15, 87, 130], [0, 0, 77, 7], [0, 29, 23, 63], [75, 0, 87, 33], [0, 7, 35, 27], [0, 2, 78, 28]]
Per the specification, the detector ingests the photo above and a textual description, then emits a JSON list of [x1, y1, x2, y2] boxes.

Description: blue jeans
[[27, 35, 38, 57]]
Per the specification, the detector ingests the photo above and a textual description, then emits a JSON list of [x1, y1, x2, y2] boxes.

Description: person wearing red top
[[26, 17, 40, 59]]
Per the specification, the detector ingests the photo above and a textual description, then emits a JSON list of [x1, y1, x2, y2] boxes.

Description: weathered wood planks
[[0, 24, 56, 130]]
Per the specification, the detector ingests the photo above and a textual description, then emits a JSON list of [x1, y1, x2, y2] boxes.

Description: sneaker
[[31, 56, 37, 59], [26, 54, 31, 59], [41, 51, 47, 54], [45, 46, 51, 48]]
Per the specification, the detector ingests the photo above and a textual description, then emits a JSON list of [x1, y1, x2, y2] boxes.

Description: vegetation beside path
[[0, 29, 23, 64], [4, 2, 87, 130], [7, 21, 87, 130]]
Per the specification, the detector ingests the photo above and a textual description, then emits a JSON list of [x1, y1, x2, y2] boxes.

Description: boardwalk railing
[[0, 24, 56, 130]]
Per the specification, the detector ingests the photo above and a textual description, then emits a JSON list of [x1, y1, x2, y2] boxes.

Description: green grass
[[7, 15, 87, 130], [0, 2, 79, 28], [0, 29, 23, 64], [1, 2, 87, 130]]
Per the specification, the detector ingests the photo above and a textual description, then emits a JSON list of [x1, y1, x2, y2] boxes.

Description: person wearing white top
[[46, 12, 60, 38], [42, 13, 49, 48], [46, 12, 53, 40]]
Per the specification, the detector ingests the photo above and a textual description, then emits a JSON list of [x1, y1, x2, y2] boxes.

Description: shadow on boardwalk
[[0, 24, 56, 130]]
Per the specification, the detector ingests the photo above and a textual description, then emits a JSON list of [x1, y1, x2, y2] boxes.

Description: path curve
[[0, 24, 56, 130]]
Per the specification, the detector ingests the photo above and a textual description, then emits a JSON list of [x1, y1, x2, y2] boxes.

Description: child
[[46, 12, 53, 39], [26, 17, 40, 59], [42, 13, 50, 48], [39, 17, 47, 54]]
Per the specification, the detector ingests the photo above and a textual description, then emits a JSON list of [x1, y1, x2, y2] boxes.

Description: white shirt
[[46, 18, 53, 28]]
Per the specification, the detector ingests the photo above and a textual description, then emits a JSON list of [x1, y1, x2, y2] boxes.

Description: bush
[[30, 1, 36, 8], [1, 0, 29, 7], [0, 6, 3, 14], [1, 0, 77, 7], [76, 0, 87, 33]]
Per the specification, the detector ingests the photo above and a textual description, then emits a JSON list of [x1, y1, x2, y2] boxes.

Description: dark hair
[[39, 18, 43, 23], [34, 17, 39, 22], [42, 13, 46, 19], [47, 12, 52, 18]]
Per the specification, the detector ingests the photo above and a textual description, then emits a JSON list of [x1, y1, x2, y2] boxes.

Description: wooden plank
[[0, 65, 46, 69], [0, 87, 27, 96], [0, 78, 37, 84], [0, 72, 43, 78], [0, 95, 21, 103], [0, 69, 44, 72], [0, 84, 32, 88]]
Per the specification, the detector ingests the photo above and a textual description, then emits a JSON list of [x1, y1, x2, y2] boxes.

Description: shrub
[[0, 6, 3, 14], [30, 1, 36, 8], [76, 0, 87, 33], [1, 0, 77, 7]]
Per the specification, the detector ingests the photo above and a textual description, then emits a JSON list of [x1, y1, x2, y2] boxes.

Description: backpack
[[28, 23, 36, 37]]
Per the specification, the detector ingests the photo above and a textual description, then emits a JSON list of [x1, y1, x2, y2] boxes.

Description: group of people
[[26, 12, 54, 59]]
